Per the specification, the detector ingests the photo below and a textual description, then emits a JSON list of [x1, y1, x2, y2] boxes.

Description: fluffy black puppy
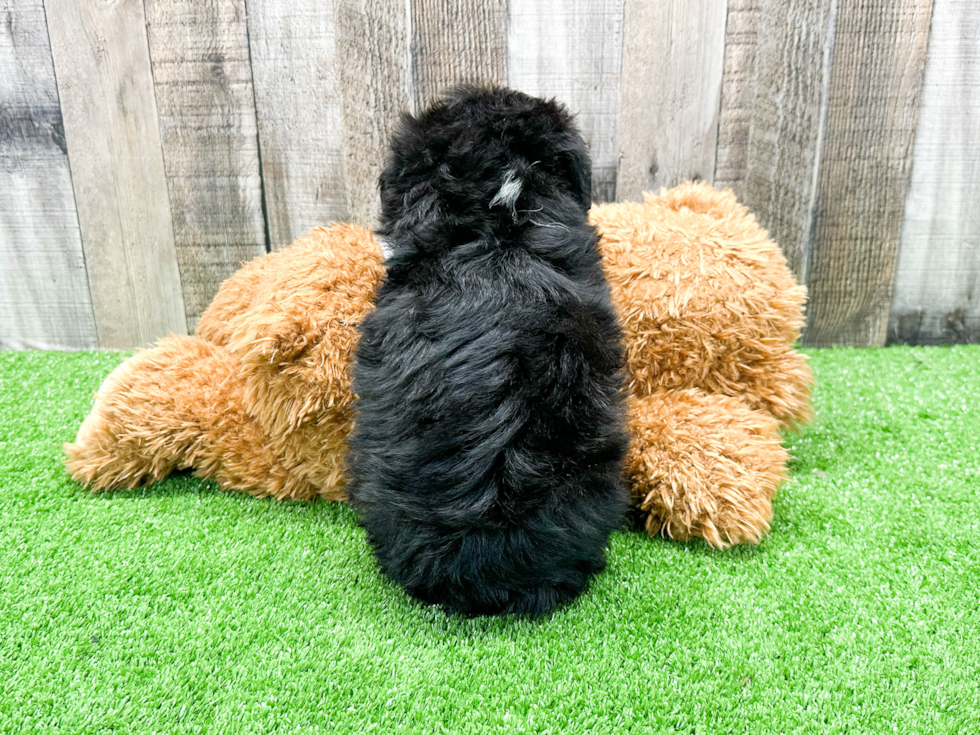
[[347, 86, 627, 616]]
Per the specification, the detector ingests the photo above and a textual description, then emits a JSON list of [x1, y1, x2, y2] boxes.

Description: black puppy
[[347, 87, 627, 616]]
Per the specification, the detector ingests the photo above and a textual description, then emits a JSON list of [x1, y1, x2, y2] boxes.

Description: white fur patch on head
[[377, 236, 395, 259], [489, 167, 524, 211]]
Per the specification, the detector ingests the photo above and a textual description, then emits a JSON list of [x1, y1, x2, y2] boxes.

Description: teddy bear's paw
[[635, 466, 777, 549], [65, 335, 245, 491], [65, 334, 348, 502], [626, 390, 789, 548], [64, 346, 187, 490], [742, 349, 815, 430]]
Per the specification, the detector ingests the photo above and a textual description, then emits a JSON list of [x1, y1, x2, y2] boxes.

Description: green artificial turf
[[1, 346, 978, 734]]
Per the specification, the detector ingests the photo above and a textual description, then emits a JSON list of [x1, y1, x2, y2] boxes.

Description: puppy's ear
[[385, 181, 442, 249], [560, 136, 592, 209]]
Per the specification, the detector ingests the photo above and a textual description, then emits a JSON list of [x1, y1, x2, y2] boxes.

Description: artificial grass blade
[[1, 346, 978, 733]]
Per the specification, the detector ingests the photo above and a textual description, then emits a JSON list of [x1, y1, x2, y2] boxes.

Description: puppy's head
[[378, 86, 592, 251]]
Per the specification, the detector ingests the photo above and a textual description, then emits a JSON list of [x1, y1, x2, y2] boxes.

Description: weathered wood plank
[[804, 0, 934, 347], [616, 0, 727, 201], [144, 0, 266, 332], [889, 0, 980, 345], [713, 0, 760, 200], [245, 0, 349, 245], [45, 0, 186, 349], [739, 0, 836, 282], [0, 0, 97, 349], [507, 0, 623, 202], [411, 0, 507, 112], [332, 0, 412, 226]]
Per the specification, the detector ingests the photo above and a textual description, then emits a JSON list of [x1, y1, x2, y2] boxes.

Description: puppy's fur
[[347, 87, 628, 616]]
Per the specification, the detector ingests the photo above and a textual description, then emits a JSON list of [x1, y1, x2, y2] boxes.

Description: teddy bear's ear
[[196, 249, 271, 348], [645, 180, 745, 220]]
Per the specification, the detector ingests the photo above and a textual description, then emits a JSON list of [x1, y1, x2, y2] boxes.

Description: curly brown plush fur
[[592, 185, 812, 429], [626, 390, 787, 547], [66, 223, 383, 500], [592, 183, 812, 546], [65, 182, 812, 549]]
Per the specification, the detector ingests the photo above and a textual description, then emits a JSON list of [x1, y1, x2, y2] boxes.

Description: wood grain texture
[[333, 0, 411, 226], [507, 0, 623, 202], [713, 0, 759, 200], [0, 0, 97, 349], [804, 0, 934, 347], [3, 0, 970, 351], [246, 0, 349, 246], [411, 0, 507, 112], [45, 0, 186, 349], [616, 0, 727, 201], [889, 0, 980, 345], [739, 0, 836, 282], [144, 0, 266, 331]]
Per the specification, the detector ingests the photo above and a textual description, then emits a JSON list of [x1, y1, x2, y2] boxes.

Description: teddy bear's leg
[[626, 389, 789, 548], [64, 335, 321, 500]]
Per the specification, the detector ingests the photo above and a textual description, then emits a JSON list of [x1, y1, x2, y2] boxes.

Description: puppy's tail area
[[64, 334, 316, 500]]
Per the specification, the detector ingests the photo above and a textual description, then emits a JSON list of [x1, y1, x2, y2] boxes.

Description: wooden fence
[[1, 0, 978, 349]]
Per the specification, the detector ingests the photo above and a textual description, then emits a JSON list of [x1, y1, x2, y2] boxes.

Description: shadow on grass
[[75, 469, 361, 525]]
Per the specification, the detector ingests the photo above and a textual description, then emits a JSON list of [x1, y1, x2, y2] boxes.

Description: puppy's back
[[348, 87, 627, 616]]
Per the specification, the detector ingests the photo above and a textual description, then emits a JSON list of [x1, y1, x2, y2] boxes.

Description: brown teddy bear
[[65, 182, 812, 548]]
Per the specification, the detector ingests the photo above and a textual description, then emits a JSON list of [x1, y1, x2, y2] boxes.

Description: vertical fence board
[[804, 0, 933, 347], [713, 0, 759, 199], [617, 0, 727, 200], [5, 0, 977, 350], [45, 0, 186, 348], [507, 0, 623, 202], [144, 0, 266, 332], [739, 0, 835, 282], [890, 0, 980, 345], [246, 0, 349, 246], [411, 0, 507, 112], [0, 0, 96, 349], [332, 0, 411, 226]]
